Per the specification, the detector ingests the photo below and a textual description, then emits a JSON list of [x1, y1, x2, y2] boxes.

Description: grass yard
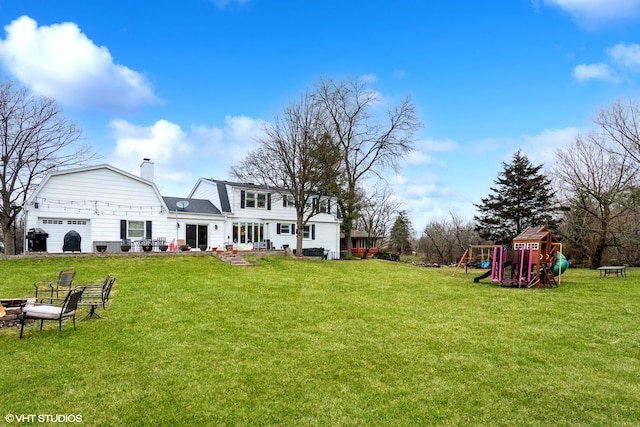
[[0, 254, 639, 426]]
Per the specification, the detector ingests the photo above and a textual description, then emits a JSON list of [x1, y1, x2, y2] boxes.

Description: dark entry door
[[186, 224, 208, 249]]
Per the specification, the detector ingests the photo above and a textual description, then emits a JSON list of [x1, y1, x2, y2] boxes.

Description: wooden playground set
[[454, 226, 568, 288]]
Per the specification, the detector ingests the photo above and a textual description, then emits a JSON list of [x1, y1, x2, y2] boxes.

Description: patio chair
[[34, 269, 76, 299], [77, 274, 117, 320], [19, 287, 85, 338]]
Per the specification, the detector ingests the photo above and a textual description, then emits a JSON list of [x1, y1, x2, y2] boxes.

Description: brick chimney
[[140, 158, 154, 182]]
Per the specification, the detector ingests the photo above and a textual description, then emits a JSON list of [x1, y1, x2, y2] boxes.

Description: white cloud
[[407, 137, 459, 165], [0, 16, 160, 112], [392, 173, 476, 233], [542, 0, 640, 27], [108, 115, 266, 196], [194, 115, 265, 165], [572, 62, 615, 81], [393, 126, 582, 231], [520, 127, 581, 166], [109, 119, 194, 192], [608, 43, 640, 70], [360, 73, 377, 84], [571, 42, 640, 82]]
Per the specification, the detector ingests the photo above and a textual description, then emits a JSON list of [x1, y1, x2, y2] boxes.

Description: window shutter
[[291, 224, 295, 236], [312, 198, 318, 213], [120, 220, 126, 240], [283, 196, 287, 207], [312, 224, 316, 240], [145, 221, 152, 239], [327, 200, 331, 214], [267, 193, 271, 210], [240, 190, 246, 208], [276, 223, 281, 235]]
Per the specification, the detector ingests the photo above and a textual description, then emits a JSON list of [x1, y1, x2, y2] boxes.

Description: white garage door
[[38, 218, 92, 253]]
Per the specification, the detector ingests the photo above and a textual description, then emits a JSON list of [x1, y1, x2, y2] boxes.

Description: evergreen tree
[[389, 210, 413, 255], [474, 150, 557, 245]]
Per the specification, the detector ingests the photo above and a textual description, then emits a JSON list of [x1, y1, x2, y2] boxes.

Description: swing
[[480, 247, 490, 269]]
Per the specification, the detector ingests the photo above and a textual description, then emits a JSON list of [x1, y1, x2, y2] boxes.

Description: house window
[[319, 200, 328, 213], [241, 190, 271, 210], [276, 223, 295, 235], [283, 195, 293, 207], [257, 193, 266, 208], [42, 219, 63, 225], [246, 192, 256, 208], [232, 222, 264, 244], [120, 219, 151, 240], [128, 221, 145, 238], [303, 224, 316, 240]]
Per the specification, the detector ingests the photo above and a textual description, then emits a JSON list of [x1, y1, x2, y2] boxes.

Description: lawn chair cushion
[[22, 305, 73, 320]]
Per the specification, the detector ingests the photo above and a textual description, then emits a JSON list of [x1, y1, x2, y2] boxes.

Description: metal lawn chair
[[34, 269, 77, 299]]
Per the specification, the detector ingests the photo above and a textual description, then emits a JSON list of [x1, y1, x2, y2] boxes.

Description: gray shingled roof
[[163, 196, 222, 215]]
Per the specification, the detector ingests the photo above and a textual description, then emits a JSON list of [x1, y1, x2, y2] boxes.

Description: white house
[[23, 159, 342, 258], [189, 178, 341, 256]]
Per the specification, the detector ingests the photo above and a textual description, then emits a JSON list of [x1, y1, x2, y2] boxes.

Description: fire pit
[[0, 299, 34, 329]]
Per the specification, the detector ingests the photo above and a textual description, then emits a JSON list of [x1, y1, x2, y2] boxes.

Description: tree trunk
[[592, 211, 610, 268], [296, 216, 304, 256], [2, 224, 16, 255], [592, 238, 606, 268], [361, 237, 371, 259]]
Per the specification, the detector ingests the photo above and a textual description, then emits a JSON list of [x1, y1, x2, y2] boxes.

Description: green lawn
[[1, 255, 638, 426]]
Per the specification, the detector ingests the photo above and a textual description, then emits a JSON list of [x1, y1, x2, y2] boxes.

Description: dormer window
[[240, 190, 271, 210]]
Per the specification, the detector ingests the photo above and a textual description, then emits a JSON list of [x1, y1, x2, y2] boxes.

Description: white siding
[[226, 186, 341, 258], [24, 168, 342, 257], [25, 167, 171, 253], [190, 180, 222, 209]]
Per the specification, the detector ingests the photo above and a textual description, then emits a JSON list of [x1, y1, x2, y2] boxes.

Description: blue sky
[[0, 1, 639, 233]]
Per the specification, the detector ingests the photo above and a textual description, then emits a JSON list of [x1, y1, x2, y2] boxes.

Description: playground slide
[[473, 269, 492, 283], [473, 260, 511, 283]]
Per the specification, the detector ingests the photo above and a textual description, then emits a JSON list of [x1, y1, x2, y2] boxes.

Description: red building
[[340, 230, 380, 258]]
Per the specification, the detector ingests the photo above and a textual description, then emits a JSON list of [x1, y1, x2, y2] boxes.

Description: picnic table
[[597, 266, 626, 277]]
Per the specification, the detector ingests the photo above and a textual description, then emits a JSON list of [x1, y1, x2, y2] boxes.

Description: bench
[[77, 274, 117, 319], [597, 266, 626, 277]]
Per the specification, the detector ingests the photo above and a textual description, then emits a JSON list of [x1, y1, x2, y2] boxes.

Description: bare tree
[[314, 77, 422, 255], [354, 185, 401, 258], [554, 132, 639, 267], [594, 98, 640, 163], [0, 80, 93, 255], [230, 92, 341, 254], [420, 211, 482, 265]]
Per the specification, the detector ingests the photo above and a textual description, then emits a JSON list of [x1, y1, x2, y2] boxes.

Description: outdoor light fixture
[[215, 224, 218, 230], [34, 202, 39, 209]]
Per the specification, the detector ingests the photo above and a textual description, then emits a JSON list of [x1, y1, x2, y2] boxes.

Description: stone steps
[[213, 251, 252, 266]]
